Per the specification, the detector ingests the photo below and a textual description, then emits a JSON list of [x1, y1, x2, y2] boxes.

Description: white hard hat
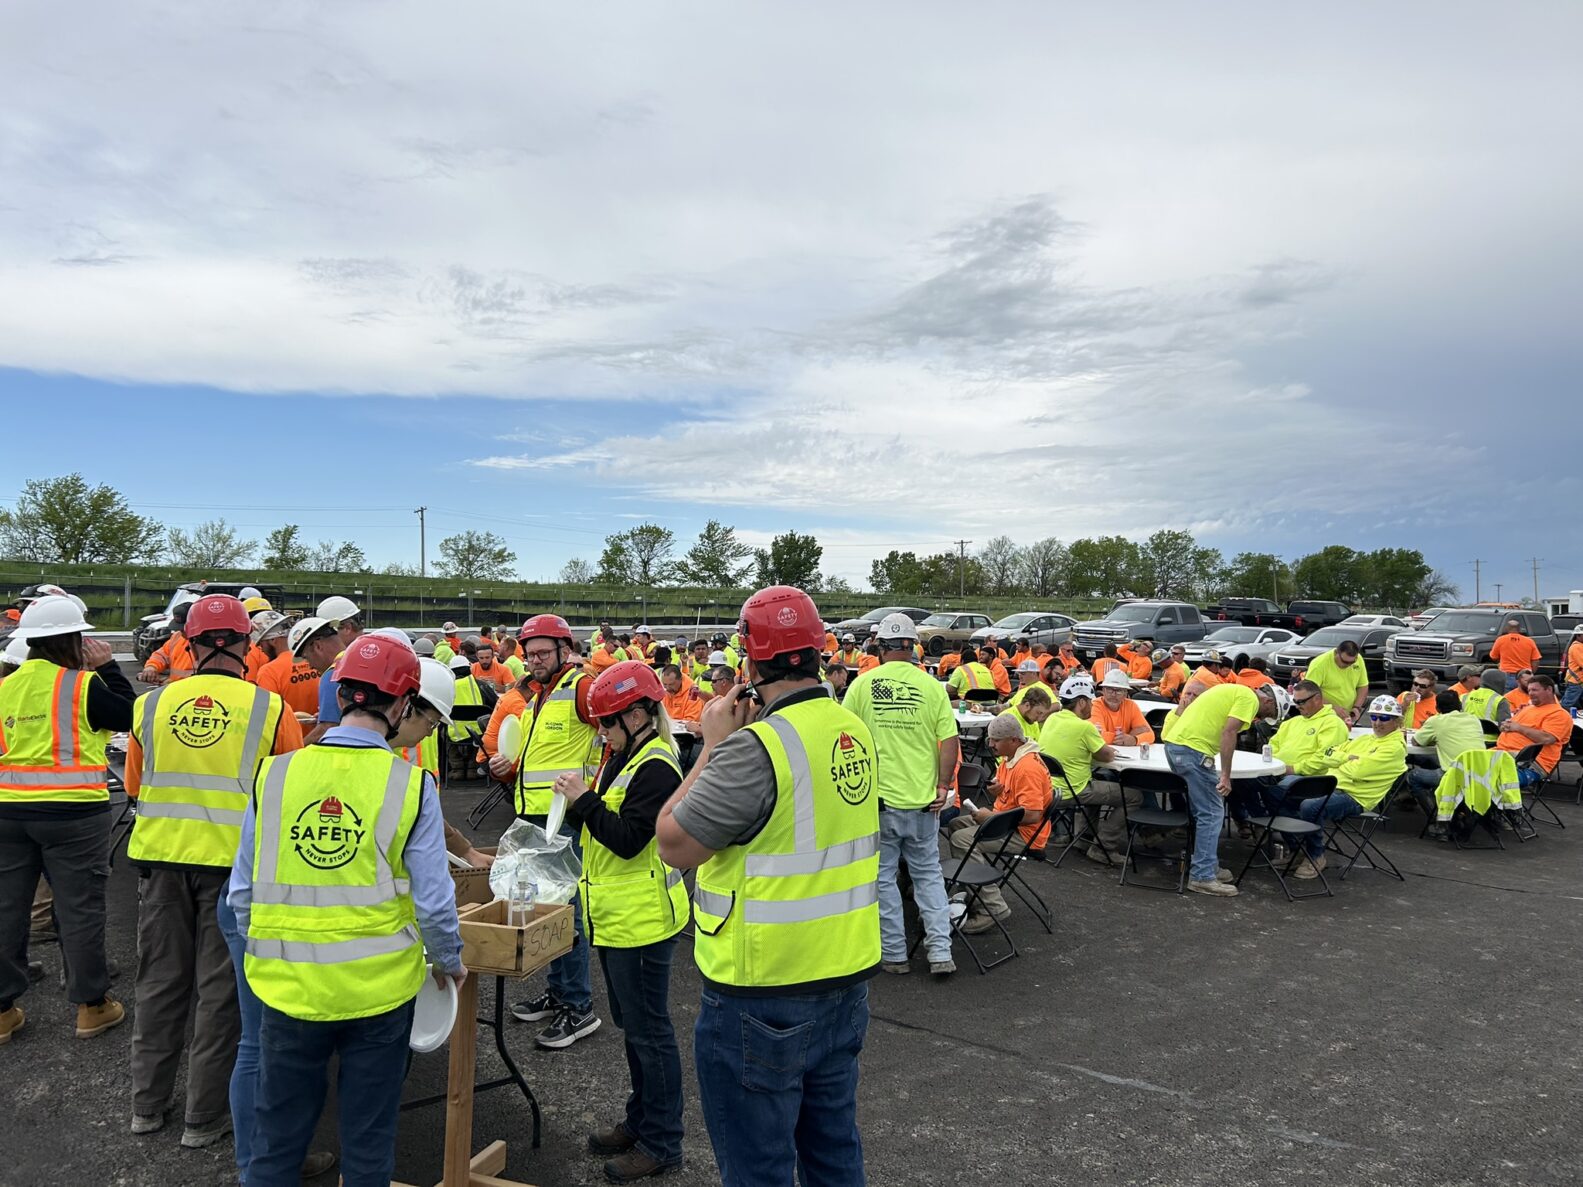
[[1099, 669, 1132, 690], [1260, 683, 1294, 721], [875, 613, 919, 644], [11, 594, 94, 640], [635, 624, 652, 635], [238, 586, 262, 601], [441, 620, 459, 633], [415, 657, 455, 725], [1367, 693, 1403, 718], [250, 610, 290, 643], [1059, 674, 1095, 701], [3, 635, 29, 665], [26, 583, 71, 603], [287, 616, 333, 654], [316, 595, 361, 626], [448, 654, 472, 672], [707, 650, 729, 666], [368, 627, 414, 650]]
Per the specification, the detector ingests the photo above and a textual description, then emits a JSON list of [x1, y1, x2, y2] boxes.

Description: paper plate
[[497, 715, 521, 762], [543, 791, 567, 839], [410, 968, 458, 1053]]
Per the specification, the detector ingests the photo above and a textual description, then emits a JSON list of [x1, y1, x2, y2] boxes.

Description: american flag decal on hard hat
[[614, 676, 638, 695]]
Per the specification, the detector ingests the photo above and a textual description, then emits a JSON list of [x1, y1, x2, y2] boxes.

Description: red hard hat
[[588, 660, 665, 719], [183, 594, 253, 640], [333, 635, 422, 697], [518, 614, 574, 644], [738, 586, 825, 662]]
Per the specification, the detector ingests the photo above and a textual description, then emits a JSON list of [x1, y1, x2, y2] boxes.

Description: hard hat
[[12, 594, 94, 640], [316, 595, 361, 626], [238, 586, 262, 601], [442, 620, 459, 633], [1201, 649, 1226, 666], [737, 586, 824, 662], [1058, 675, 1095, 701], [3, 635, 30, 665], [1150, 647, 1169, 664], [448, 654, 472, 672], [589, 660, 665, 719], [333, 635, 422, 697], [250, 610, 291, 643], [711, 631, 729, 646], [170, 588, 201, 610], [413, 637, 435, 656], [368, 627, 415, 650], [1099, 669, 1132, 690], [414, 657, 455, 725], [184, 594, 252, 640], [518, 614, 574, 643], [287, 616, 334, 654], [242, 596, 273, 614], [874, 613, 919, 644], [1255, 683, 1292, 721], [707, 650, 729, 667], [634, 624, 652, 637], [1367, 693, 1403, 718], [24, 582, 72, 603], [841, 632, 856, 643]]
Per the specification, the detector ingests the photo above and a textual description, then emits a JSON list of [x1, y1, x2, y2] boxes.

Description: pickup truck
[[1071, 600, 1211, 661], [1382, 607, 1562, 690], [1200, 597, 1352, 633]]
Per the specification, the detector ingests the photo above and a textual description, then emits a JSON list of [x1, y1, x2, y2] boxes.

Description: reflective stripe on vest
[[514, 668, 599, 817], [446, 677, 485, 742], [690, 697, 880, 990], [129, 678, 279, 867], [1463, 687, 1507, 723], [0, 660, 110, 802]]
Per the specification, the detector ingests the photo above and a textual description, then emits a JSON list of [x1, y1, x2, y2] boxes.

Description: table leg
[[443, 973, 480, 1187], [490, 976, 542, 1148]]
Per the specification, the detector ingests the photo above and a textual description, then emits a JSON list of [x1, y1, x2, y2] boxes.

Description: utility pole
[[415, 506, 427, 577], [1531, 557, 1542, 606], [954, 539, 972, 599], [1494, 582, 1503, 602], [1471, 559, 1482, 603]]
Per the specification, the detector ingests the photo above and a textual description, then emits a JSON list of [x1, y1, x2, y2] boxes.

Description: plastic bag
[[488, 818, 582, 905]]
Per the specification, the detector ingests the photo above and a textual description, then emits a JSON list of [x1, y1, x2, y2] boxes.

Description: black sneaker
[[536, 1004, 601, 1050], [510, 990, 560, 1023]]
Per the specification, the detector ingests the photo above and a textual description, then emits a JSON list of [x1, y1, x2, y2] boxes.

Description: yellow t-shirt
[[1038, 709, 1106, 796], [1162, 683, 1260, 756], [1306, 649, 1369, 715]]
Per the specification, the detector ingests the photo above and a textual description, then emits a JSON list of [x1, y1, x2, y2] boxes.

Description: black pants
[[597, 937, 684, 1165], [0, 812, 110, 1008]]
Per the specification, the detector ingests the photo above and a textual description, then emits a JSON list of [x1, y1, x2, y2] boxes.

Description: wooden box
[[457, 899, 574, 978], [450, 847, 498, 907]]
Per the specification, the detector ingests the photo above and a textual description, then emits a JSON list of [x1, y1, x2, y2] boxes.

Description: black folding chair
[[1040, 754, 1113, 869], [974, 792, 1057, 935], [1234, 775, 1337, 900], [1479, 718, 1503, 742], [467, 779, 514, 829], [1325, 771, 1406, 881], [1513, 743, 1563, 829], [1116, 769, 1191, 894], [913, 807, 1023, 973]]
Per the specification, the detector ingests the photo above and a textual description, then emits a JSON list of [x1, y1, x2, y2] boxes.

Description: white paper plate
[[410, 968, 458, 1053], [544, 791, 567, 838], [497, 714, 521, 763]]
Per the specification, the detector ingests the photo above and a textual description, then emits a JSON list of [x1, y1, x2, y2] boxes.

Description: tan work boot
[[0, 1004, 23, 1045], [76, 995, 126, 1039], [1291, 854, 1327, 880], [1187, 879, 1239, 897]]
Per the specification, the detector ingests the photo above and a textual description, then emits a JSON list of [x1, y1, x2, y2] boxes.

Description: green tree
[[559, 557, 595, 584], [1062, 536, 1144, 598], [1359, 547, 1431, 610], [869, 550, 925, 595], [754, 531, 823, 590], [1292, 545, 1366, 603], [1017, 538, 1066, 597], [599, 524, 676, 585], [308, 539, 369, 573], [1220, 552, 1293, 602], [977, 535, 1023, 595], [1138, 530, 1216, 600], [437, 530, 516, 580], [682, 520, 754, 587], [821, 574, 854, 595], [0, 473, 163, 563], [917, 551, 984, 598], [166, 518, 257, 568], [1412, 569, 1459, 608], [260, 523, 309, 569]]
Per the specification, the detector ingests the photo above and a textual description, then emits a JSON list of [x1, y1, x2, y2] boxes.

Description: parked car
[[1269, 624, 1404, 685], [1071, 601, 1210, 660], [1285, 600, 1354, 632], [915, 611, 994, 657], [1200, 597, 1304, 630], [1383, 608, 1561, 690], [1549, 613, 1583, 639], [1340, 614, 1408, 629], [133, 580, 290, 661], [1405, 607, 1454, 630], [827, 606, 931, 642], [969, 611, 1078, 653], [1181, 626, 1301, 670]]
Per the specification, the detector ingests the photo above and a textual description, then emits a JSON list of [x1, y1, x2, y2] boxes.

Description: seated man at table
[[1092, 669, 1156, 745], [1407, 689, 1485, 838], [1449, 665, 1482, 698], [1009, 660, 1062, 713], [1091, 644, 1125, 683], [1494, 675, 1572, 788], [979, 643, 1012, 696], [1040, 675, 1139, 868], [1259, 678, 1350, 809], [1462, 667, 1513, 725], [952, 714, 1053, 934], [1233, 657, 1276, 691], [947, 646, 998, 703], [1161, 680, 1289, 897], [1119, 637, 1155, 681], [1397, 670, 1440, 727], [1002, 685, 1053, 741], [1290, 694, 1408, 879], [1153, 646, 1191, 700], [1014, 658, 1042, 688], [1054, 640, 1085, 676], [1008, 636, 1033, 671], [1504, 669, 1534, 711]]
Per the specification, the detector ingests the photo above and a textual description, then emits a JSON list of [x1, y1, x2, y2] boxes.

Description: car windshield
[[1107, 605, 1160, 623], [990, 614, 1037, 630], [1302, 628, 1360, 647], [920, 614, 955, 627], [1206, 627, 1259, 643], [1425, 613, 1503, 634]]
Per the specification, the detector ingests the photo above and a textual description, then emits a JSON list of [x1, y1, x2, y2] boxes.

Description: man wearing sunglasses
[[1258, 679, 1350, 814], [1306, 639, 1371, 724], [1290, 694, 1407, 879], [1396, 671, 1440, 728]]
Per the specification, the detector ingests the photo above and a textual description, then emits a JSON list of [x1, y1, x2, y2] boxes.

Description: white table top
[[1348, 725, 1438, 759], [954, 710, 996, 729], [1105, 745, 1286, 778], [670, 720, 701, 737]]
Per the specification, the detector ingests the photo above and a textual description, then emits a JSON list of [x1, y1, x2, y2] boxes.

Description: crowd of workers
[[0, 578, 1578, 1185]]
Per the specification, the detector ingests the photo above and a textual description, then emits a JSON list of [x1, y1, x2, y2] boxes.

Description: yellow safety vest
[[514, 667, 600, 818], [398, 731, 440, 777], [0, 659, 110, 804], [129, 674, 285, 868], [580, 733, 689, 948], [691, 695, 881, 990], [1462, 687, 1507, 723], [244, 746, 426, 1021], [955, 662, 994, 691], [446, 675, 485, 744]]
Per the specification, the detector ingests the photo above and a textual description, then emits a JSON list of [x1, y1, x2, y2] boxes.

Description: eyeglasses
[[1368, 714, 1395, 723], [522, 647, 558, 662]]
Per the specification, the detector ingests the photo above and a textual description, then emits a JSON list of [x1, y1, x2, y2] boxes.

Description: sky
[[1, 2, 1579, 600]]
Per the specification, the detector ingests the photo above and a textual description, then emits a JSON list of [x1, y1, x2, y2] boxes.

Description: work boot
[[1291, 854, 1328, 880], [960, 912, 997, 935], [1187, 879, 1239, 897], [0, 1004, 23, 1045], [300, 1150, 338, 1178], [879, 960, 911, 976], [1085, 845, 1124, 868], [75, 995, 126, 1039], [131, 1111, 166, 1135], [588, 1123, 638, 1156], [604, 1147, 679, 1182], [1425, 823, 1449, 842], [1216, 867, 1236, 883], [180, 1114, 233, 1149], [929, 959, 957, 977]]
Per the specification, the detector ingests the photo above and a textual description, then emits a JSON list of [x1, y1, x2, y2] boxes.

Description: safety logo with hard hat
[[829, 732, 873, 806], [167, 693, 232, 749], [290, 795, 366, 870]]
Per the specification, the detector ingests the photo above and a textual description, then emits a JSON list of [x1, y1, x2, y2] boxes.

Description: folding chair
[[467, 779, 514, 829], [973, 794, 1057, 935], [913, 807, 1023, 973], [1116, 769, 1191, 894], [1513, 743, 1564, 829], [1325, 771, 1405, 881], [1040, 754, 1112, 869], [1234, 775, 1337, 900], [1479, 718, 1503, 742]]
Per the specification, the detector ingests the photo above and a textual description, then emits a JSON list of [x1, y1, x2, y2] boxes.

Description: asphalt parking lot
[[7, 685, 1583, 1187]]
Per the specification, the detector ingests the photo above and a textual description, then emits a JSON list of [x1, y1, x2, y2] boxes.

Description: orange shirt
[[472, 661, 515, 690], [988, 659, 1011, 696], [663, 680, 703, 723], [1497, 701, 1572, 773], [125, 689, 302, 799], [857, 654, 880, 674], [1450, 681, 1472, 697], [1091, 657, 1124, 682], [244, 645, 268, 683], [1505, 687, 1531, 711], [256, 653, 322, 718], [824, 632, 838, 654], [1190, 667, 1224, 688], [1234, 669, 1275, 691], [1566, 640, 1583, 685], [144, 634, 194, 679], [1157, 662, 1189, 699], [1091, 697, 1156, 744], [992, 744, 1054, 850], [937, 653, 963, 677], [1009, 649, 1032, 671], [585, 646, 625, 678], [1489, 633, 1541, 674], [1396, 691, 1438, 728], [1055, 654, 1084, 675]]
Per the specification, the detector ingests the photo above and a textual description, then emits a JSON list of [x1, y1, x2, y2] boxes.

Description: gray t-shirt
[[670, 685, 830, 851]]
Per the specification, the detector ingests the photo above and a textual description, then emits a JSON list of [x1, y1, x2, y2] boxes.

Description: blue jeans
[[216, 893, 262, 1182], [1164, 744, 1224, 882], [524, 813, 592, 1014], [1562, 683, 1582, 711], [1296, 790, 1362, 858], [695, 984, 869, 1187], [1516, 766, 1542, 791], [249, 999, 415, 1187], [877, 808, 951, 963], [597, 938, 684, 1166]]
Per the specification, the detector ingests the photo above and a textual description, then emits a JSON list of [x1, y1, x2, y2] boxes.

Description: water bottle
[[510, 870, 538, 927]]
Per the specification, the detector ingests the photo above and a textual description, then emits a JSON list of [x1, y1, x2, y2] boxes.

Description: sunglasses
[[598, 713, 627, 730], [1368, 714, 1395, 723], [1292, 695, 1317, 707], [1412, 682, 1432, 689]]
